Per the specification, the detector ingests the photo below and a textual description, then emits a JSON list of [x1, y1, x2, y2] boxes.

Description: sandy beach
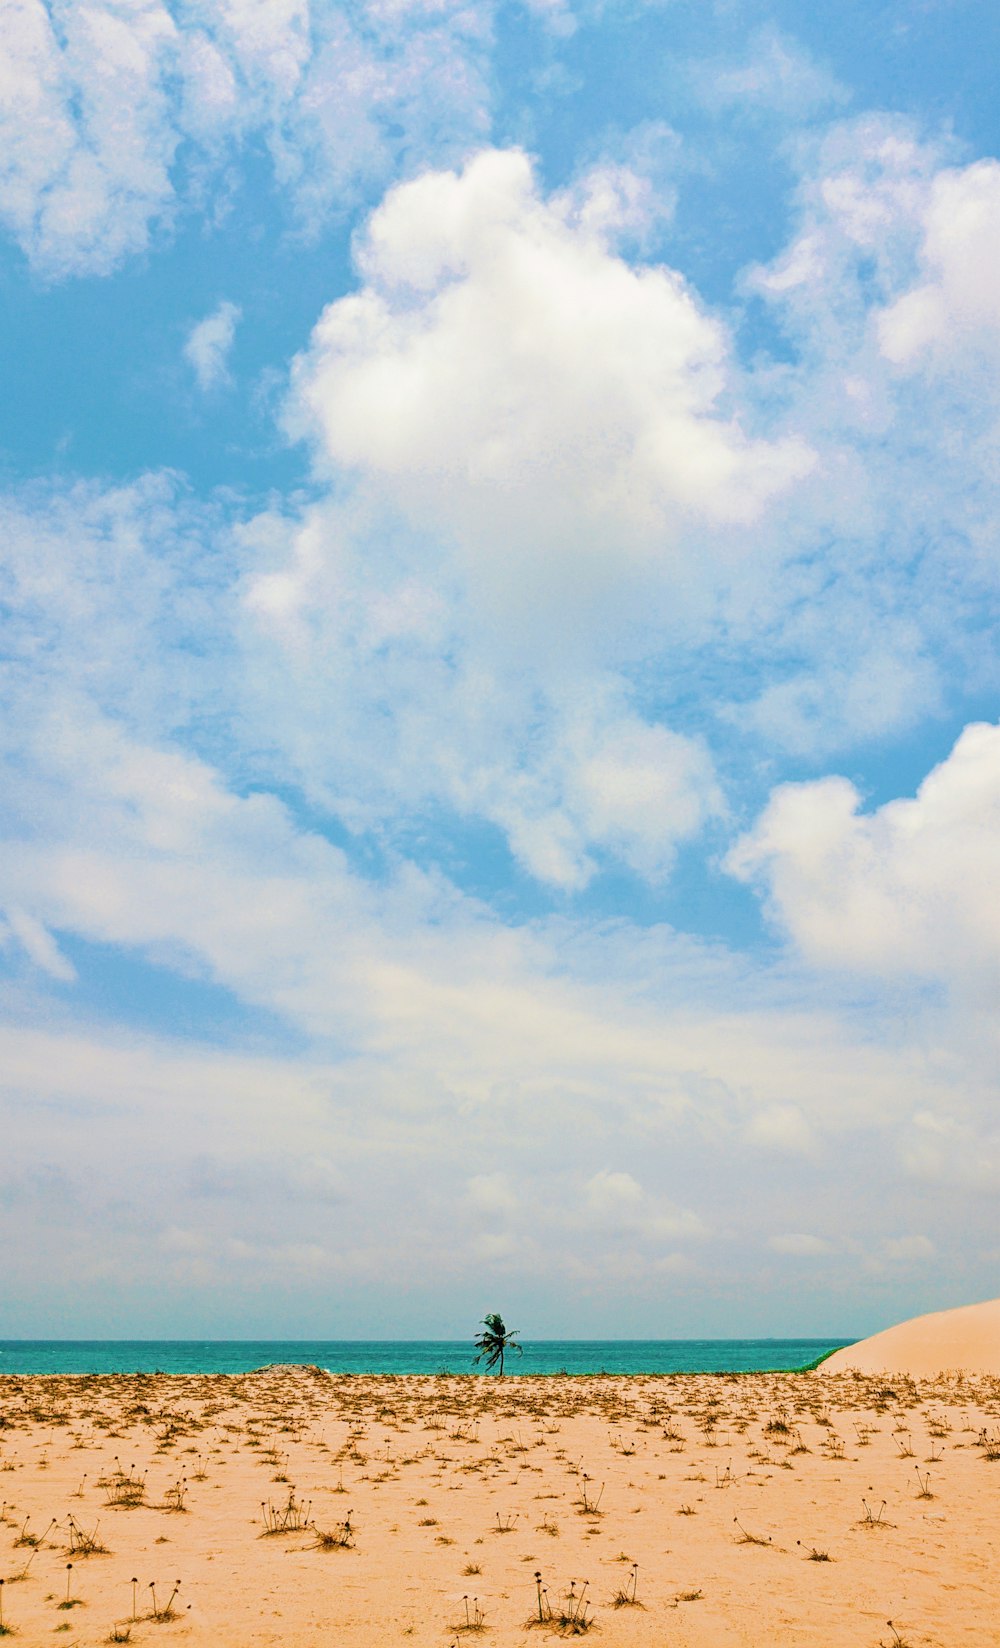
[[1, 1358, 998, 1647]]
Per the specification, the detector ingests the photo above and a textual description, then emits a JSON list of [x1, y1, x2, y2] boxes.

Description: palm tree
[[473, 1313, 522, 1377]]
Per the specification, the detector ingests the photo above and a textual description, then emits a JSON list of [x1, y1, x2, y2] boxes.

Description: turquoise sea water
[[0, 1339, 851, 1376]]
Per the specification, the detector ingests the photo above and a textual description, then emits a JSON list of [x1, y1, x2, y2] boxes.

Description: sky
[[1, 0, 998, 1342]]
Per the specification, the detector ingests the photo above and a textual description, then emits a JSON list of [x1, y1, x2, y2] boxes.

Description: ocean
[[0, 1339, 851, 1376]]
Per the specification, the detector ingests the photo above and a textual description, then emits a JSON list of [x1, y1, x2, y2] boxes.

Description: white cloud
[[740, 119, 1000, 557], [1, 906, 76, 982], [750, 117, 941, 310], [879, 160, 1000, 368], [184, 299, 241, 390], [0, 0, 180, 278], [553, 126, 681, 251], [471, 1231, 520, 1262], [727, 119, 1000, 760], [565, 715, 724, 881], [5, 85, 1000, 1329], [240, 495, 725, 888], [0, 682, 993, 1324], [582, 1170, 707, 1242], [767, 1233, 835, 1257], [693, 28, 847, 120], [470, 691, 724, 889], [272, 128, 1000, 824], [882, 1234, 935, 1263], [901, 1109, 1000, 1194], [727, 721, 1000, 999], [191, 0, 311, 103], [0, 0, 492, 277], [518, 0, 575, 38], [0, 471, 722, 898], [246, 145, 829, 882], [731, 640, 941, 758], [746, 1104, 818, 1157], [465, 1172, 519, 1217], [290, 148, 812, 575]]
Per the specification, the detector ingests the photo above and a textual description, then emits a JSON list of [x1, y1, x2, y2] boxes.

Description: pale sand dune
[[821, 1297, 1000, 1377], [1, 1364, 999, 1646]]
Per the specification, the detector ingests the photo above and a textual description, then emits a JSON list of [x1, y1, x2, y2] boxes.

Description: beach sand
[[1, 1360, 999, 1646]]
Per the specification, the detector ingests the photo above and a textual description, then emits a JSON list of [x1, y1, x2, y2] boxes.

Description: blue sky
[[0, 0, 998, 1339]]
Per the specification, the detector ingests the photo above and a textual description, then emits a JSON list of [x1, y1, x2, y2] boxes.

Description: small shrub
[[311, 1515, 354, 1550]]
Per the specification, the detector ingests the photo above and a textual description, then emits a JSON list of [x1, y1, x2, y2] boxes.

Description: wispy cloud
[[184, 300, 241, 391], [691, 27, 848, 120], [1, 907, 76, 982], [0, 0, 492, 278]]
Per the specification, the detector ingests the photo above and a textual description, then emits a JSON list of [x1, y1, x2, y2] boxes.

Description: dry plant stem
[[67, 1516, 110, 1555], [577, 1476, 604, 1515], [884, 1623, 913, 1648], [456, 1595, 485, 1633], [733, 1517, 771, 1546], [612, 1563, 641, 1606], [260, 1489, 312, 1534], [147, 1581, 182, 1622]]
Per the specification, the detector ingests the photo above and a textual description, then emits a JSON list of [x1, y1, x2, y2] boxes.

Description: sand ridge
[[0, 1363, 999, 1646], [821, 1298, 1000, 1378]]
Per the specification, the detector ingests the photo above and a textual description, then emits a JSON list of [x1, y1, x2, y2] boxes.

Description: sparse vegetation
[[797, 1542, 832, 1561], [978, 1428, 1000, 1461], [883, 1623, 913, 1648], [0, 1356, 995, 1646], [528, 1574, 593, 1635], [312, 1514, 355, 1550], [454, 1595, 486, 1633], [104, 1463, 147, 1509], [67, 1517, 110, 1556], [733, 1516, 771, 1546], [260, 1489, 311, 1534], [145, 1580, 183, 1623], [611, 1563, 641, 1607]]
